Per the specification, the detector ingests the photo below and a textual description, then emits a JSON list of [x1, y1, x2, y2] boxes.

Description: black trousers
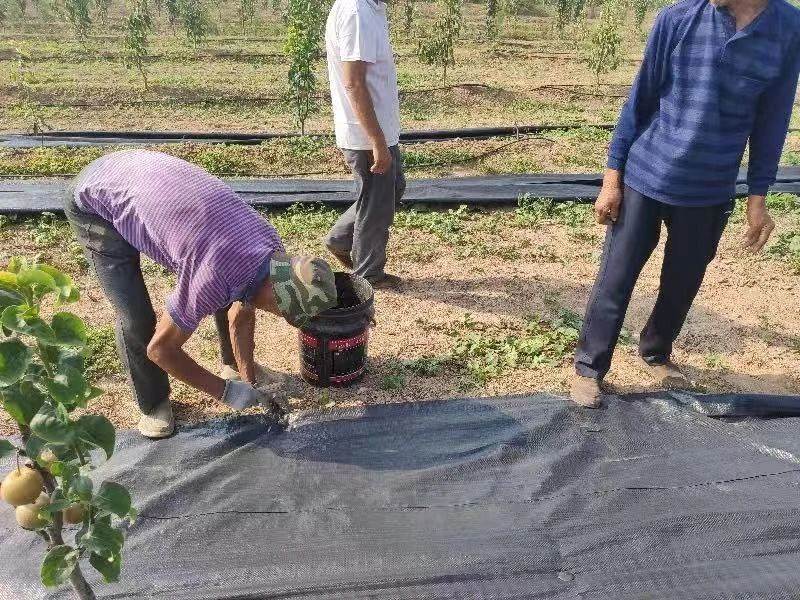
[[575, 186, 734, 380]]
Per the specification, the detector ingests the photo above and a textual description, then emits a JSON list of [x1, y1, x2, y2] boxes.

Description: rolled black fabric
[[2, 168, 799, 214]]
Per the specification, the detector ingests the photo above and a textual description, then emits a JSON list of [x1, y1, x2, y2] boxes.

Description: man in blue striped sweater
[[571, 0, 800, 407]]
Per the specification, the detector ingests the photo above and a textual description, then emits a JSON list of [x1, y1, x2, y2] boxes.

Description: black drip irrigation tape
[[1, 168, 798, 214], [0, 123, 614, 147]]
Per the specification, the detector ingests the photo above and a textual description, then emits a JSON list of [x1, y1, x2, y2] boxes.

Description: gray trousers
[[325, 146, 406, 279], [574, 186, 733, 380], [64, 193, 236, 415]]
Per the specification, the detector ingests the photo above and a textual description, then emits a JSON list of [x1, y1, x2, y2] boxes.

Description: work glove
[[221, 379, 267, 410]]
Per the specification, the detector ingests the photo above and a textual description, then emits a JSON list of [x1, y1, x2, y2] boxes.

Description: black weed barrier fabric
[[2, 168, 800, 213], [2, 392, 800, 599]]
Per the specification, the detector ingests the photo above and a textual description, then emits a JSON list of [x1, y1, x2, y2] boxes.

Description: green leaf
[[17, 267, 57, 299], [49, 461, 79, 481], [6, 258, 22, 274], [25, 435, 48, 463], [2, 380, 46, 426], [39, 499, 73, 519], [40, 545, 79, 587], [93, 481, 132, 518], [80, 521, 124, 559], [76, 414, 115, 459], [0, 272, 18, 288], [51, 313, 87, 347], [36, 265, 79, 305], [46, 366, 100, 409], [0, 439, 16, 459], [89, 550, 121, 583], [0, 283, 24, 312], [30, 404, 76, 445], [71, 475, 93, 500], [0, 338, 32, 387], [1, 306, 57, 344]]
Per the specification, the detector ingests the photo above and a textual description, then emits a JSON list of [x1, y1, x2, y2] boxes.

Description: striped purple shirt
[[73, 149, 285, 332]]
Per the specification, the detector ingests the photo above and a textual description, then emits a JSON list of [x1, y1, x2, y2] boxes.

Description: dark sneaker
[[365, 273, 402, 290], [570, 374, 603, 408], [325, 244, 353, 270], [642, 360, 692, 389]]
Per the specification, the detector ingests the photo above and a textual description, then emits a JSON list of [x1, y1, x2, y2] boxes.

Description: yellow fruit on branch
[[39, 449, 58, 464], [1, 466, 44, 507], [63, 503, 86, 524], [15, 493, 51, 531]]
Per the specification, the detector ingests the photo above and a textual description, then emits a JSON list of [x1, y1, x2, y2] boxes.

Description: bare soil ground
[[0, 4, 798, 436], [2, 200, 799, 436]]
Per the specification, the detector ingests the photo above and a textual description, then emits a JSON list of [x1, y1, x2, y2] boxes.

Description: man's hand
[[371, 144, 392, 175], [342, 60, 392, 175], [743, 195, 775, 253], [595, 169, 624, 225], [221, 379, 266, 410]]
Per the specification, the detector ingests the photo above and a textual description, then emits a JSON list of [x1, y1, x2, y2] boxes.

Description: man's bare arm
[[342, 60, 392, 174], [147, 313, 226, 399], [228, 302, 257, 384]]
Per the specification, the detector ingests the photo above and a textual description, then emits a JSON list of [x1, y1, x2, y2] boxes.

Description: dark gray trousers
[[325, 145, 406, 279], [575, 186, 733, 380], [65, 193, 236, 415]]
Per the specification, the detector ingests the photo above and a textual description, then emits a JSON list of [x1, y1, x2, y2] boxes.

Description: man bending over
[[66, 150, 337, 438], [572, 0, 800, 407]]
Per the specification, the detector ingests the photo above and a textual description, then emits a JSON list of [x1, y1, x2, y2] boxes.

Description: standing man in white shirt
[[323, 0, 405, 290]]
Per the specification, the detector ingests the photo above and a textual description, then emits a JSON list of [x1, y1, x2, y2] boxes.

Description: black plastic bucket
[[299, 273, 375, 387]]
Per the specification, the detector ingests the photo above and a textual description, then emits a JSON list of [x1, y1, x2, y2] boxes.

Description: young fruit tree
[[631, 0, 649, 29], [165, 0, 180, 33], [417, 0, 462, 84], [93, 0, 111, 24], [0, 259, 135, 600], [555, 0, 586, 30], [182, 0, 211, 47], [485, 0, 500, 41], [284, 0, 325, 134], [584, 0, 623, 84], [122, 0, 153, 90], [11, 50, 50, 135], [65, 0, 92, 39], [238, 0, 256, 31], [401, 0, 415, 35]]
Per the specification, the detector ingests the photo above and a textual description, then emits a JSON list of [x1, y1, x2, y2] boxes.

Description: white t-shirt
[[325, 0, 401, 150]]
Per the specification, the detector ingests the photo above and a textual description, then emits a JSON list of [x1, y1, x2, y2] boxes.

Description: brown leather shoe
[[570, 374, 603, 408], [325, 244, 353, 270], [642, 360, 691, 389], [365, 273, 402, 290]]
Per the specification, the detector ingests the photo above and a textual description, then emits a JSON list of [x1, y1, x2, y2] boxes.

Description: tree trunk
[[41, 471, 97, 600], [69, 567, 96, 600]]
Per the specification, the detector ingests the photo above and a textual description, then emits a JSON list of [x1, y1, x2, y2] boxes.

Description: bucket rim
[[317, 272, 374, 318]]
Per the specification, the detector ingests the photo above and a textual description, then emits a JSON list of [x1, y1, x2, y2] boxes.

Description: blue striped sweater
[[609, 0, 800, 206]]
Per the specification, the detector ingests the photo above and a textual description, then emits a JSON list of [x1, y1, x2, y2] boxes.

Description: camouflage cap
[[270, 252, 337, 327]]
